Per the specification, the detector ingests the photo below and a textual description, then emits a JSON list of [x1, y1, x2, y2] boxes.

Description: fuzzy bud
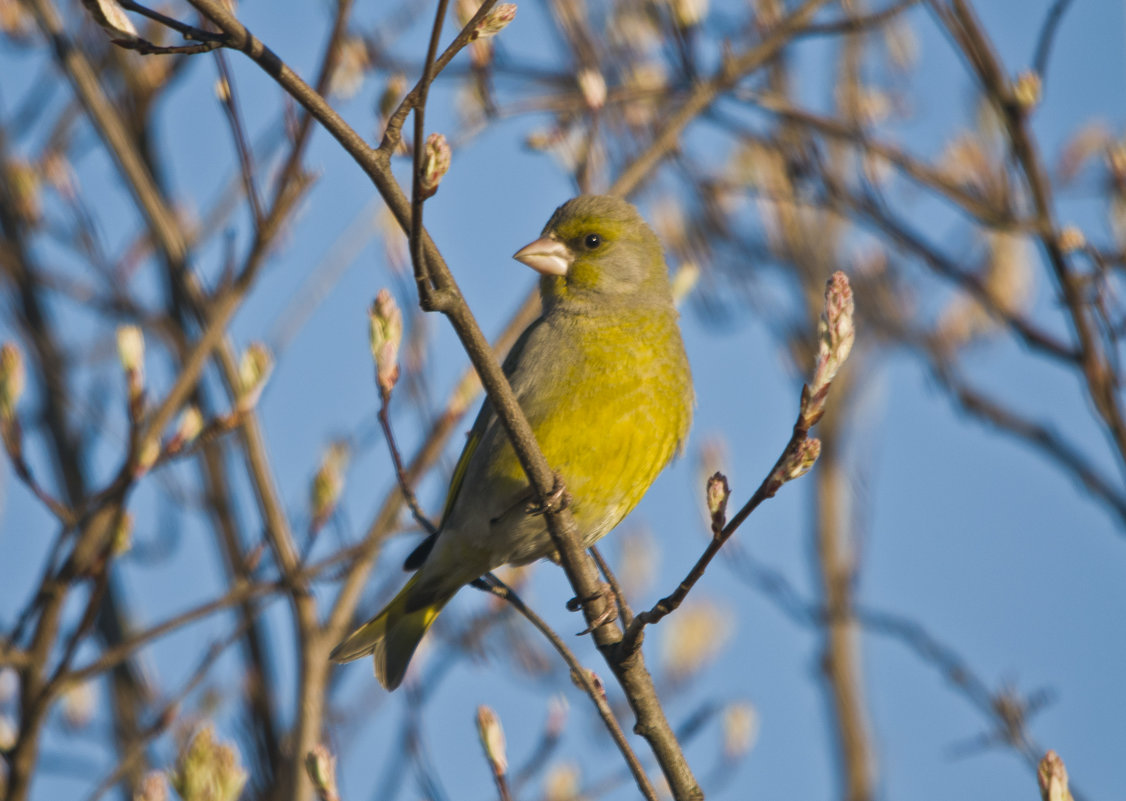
[[706, 471, 730, 532], [133, 772, 169, 801], [305, 744, 340, 801], [370, 290, 403, 396], [6, 160, 41, 225], [116, 325, 146, 409], [1035, 752, 1071, 801], [419, 133, 451, 198], [62, 680, 96, 729], [781, 437, 821, 482], [546, 695, 569, 738], [116, 325, 144, 375], [80, 0, 139, 42], [378, 72, 408, 120], [475, 3, 516, 38], [722, 701, 759, 760], [661, 598, 733, 680], [169, 406, 204, 453], [577, 68, 607, 110], [670, 260, 700, 306], [475, 705, 508, 777], [570, 667, 605, 698], [544, 763, 580, 801], [0, 343, 25, 422], [670, 0, 708, 27], [1058, 225, 1085, 254], [807, 271, 855, 420], [1038, 750, 1072, 801], [237, 343, 273, 412], [214, 76, 231, 103], [134, 437, 160, 478], [1013, 70, 1042, 113], [310, 442, 349, 535], [0, 714, 17, 750], [170, 726, 247, 801], [112, 512, 134, 556]]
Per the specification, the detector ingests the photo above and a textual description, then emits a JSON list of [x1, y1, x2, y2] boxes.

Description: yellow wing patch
[[441, 428, 481, 524]]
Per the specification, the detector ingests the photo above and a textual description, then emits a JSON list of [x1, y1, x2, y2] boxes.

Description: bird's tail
[[329, 574, 451, 690]]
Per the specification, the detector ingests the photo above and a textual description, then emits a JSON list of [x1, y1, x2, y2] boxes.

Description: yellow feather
[[332, 195, 694, 690], [330, 574, 450, 690]]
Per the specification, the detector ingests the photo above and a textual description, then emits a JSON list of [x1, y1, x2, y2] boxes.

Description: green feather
[[329, 574, 451, 690], [332, 194, 694, 689]]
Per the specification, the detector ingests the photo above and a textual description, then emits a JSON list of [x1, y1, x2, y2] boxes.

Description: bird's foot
[[525, 473, 570, 516], [567, 581, 619, 634]]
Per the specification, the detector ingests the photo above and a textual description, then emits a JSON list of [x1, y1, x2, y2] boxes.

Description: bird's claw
[[526, 473, 570, 516], [568, 581, 619, 634]]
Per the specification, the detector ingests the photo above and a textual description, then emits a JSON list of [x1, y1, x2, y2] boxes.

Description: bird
[[330, 194, 694, 690]]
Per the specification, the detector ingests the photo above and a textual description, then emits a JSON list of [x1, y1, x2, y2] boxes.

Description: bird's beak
[[513, 236, 572, 276]]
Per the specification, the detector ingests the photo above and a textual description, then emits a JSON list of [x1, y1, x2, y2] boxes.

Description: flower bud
[[134, 437, 160, 478], [80, 0, 139, 41], [237, 343, 273, 411], [378, 72, 408, 120], [546, 694, 569, 738], [705, 471, 730, 522], [476, 705, 508, 777], [63, 680, 96, 729], [544, 763, 580, 801], [112, 512, 134, 556], [310, 442, 349, 535], [670, 0, 708, 27], [419, 133, 451, 197], [660, 598, 733, 680], [6, 160, 41, 225], [117, 325, 146, 412], [670, 260, 700, 306], [0, 713, 18, 750], [169, 406, 204, 453], [577, 68, 607, 110], [1013, 70, 1042, 113], [809, 271, 855, 403], [0, 343, 25, 421], [305, 744, 340, 801], [170, 726, 247, 801], [214, 76, 231, 103], [569, 667, 605, 697], [475, 3, 516, 38], [1038, 750, 1072, 801], [781, 437, 821, 482], [722, 701, 759, 760], [116, 325, 145, 376], [370, 290, 403, 396], [1058, 225, 1085, 254], [134, 772, 169, 801]]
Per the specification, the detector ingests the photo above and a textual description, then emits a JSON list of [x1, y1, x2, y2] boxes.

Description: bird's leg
[[525, 471, 571, 516], [567, 581, 618, 634]]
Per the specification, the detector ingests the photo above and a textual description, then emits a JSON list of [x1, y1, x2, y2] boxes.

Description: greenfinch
[[331, 195, 694, 689]]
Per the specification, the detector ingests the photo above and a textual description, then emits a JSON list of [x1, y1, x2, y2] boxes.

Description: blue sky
[[2, 1, 1125, 800]]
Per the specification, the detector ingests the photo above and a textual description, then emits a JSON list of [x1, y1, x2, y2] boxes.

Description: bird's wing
[[403, 315, 546, 571]]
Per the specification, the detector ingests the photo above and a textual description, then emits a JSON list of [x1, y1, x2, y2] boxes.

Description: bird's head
[[513, 195, 671, 308]]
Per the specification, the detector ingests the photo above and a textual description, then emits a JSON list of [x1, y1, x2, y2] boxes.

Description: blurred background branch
[[0, 1, 1121, 800]]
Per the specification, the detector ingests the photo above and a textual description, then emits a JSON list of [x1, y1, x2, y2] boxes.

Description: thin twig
[[476, 575, 660, 801], [408, 0, 452, 306], [590, 546, 634, 629], [1032, 0, 1076, 81], [377, 388, 439, 536], [214, 50, 264, 227]]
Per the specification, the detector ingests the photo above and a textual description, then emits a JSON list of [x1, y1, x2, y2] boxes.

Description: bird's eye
[[583, 233, 602, 250]]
